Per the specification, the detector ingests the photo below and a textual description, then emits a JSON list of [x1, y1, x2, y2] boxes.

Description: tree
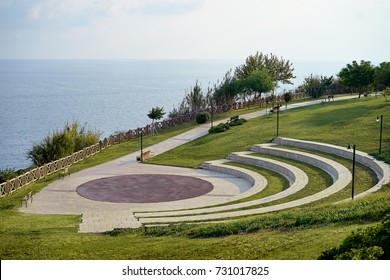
[[185, 80, 206, 112], [283, 91, 293, 116], [237, 69, 276, 102], [235, 52, 295, 85], [168, 100, 188, 119], [338, 60, 375, 98], [374, 62, 390, 90], [147, 107, 165, 135], [328, 78, 349, 94], [213, 70, 241, 106], [301, 74, 333, 98]]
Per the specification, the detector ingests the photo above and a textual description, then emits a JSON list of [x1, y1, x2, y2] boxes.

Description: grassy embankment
[[0, 95, 389, 259]]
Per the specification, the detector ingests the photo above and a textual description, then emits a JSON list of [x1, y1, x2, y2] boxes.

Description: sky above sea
[[0, 0, 389, 62]]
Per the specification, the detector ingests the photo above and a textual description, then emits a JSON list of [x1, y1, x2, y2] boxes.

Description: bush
[[209, 123, 230, 133], [229, 118, 247, 127], [27, 122, 101, 166], [0, 168, 30, 184], [0, 168, 18, 184], [196, 112, 210, 124], [319, 214, 390, 260]]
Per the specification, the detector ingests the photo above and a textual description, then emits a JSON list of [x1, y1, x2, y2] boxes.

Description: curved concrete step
[[199, 159, 268, 201], [136, 154, 308, 218], [138, 145, 352, 224], [273, 137, 390, 199], [251, 143, 351, 182], [228, 151, 309, 202]]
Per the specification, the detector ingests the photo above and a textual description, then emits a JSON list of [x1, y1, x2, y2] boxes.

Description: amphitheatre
[[19, 96, 390, 235]]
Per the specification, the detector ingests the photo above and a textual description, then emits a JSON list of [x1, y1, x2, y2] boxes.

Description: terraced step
[[135, 138, 388, 227], [136, 155, 308, 218], [79, 211, 142, 233], [137, 146, 352, 224], [251, 143, 351, 184], [228, 151, 309, 202], [274, 137, 390, 199], [199, 159, 268, 201]]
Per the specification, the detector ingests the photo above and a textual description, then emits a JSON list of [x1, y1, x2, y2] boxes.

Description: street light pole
[[140, 129, 144, 163], [276, 104, 280, 137], [211, 101, 214, 129], [376, 115, 383, 154], [347, 143, 356, 200]]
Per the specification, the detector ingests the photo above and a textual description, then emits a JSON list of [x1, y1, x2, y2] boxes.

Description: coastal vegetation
[[27, 122, 100, 167], [165, 53, 389, 124], [167, 52, 294, 118]]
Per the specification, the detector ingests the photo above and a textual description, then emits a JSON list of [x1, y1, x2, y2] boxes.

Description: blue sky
[[0, 0, 389, 61]]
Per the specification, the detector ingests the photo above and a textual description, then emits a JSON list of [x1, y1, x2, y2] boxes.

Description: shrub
[[27, 122, 101, 167], [0, 168, 18, 184], [209, 123, 230, 133], [0, 168, 30, 183], [319, 214, 390, 260], [196, 112, 210, 124], [229, 118, 247, 127]]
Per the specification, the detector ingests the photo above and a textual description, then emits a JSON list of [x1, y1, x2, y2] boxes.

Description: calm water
[[0, 59, 346, 170]]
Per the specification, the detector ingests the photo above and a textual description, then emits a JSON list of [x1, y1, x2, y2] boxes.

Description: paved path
[[20, 96, 356, 233]]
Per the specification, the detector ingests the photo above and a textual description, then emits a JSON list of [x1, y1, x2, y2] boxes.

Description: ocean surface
[[0, 59, 347, 170]]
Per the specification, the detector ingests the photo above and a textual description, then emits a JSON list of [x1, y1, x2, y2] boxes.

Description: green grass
[[0, 95, 389, 259], [148, 97, 389, 167]]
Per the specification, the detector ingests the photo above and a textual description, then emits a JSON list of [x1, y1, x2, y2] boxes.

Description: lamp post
[[376, 115, 383, 154], [210, 100, 214, 129], [347, 143, 356, 200], [276, 104, 281, 137], [140, 129, 144, 163]]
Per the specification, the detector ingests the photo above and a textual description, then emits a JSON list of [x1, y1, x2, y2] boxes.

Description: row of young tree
[[168, 52, 295, 119], [297, 60, 390, 99], [167, 54, 390, 120]]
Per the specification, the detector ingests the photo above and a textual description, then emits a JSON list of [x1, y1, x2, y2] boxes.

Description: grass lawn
[[0, 95, 389, 259], [148, 96, 389, 167]]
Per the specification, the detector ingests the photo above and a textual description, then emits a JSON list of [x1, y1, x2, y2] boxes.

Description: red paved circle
[[76, 174, 214, 203]]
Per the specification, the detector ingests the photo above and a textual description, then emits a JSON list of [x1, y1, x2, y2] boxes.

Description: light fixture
[[376, 115, 383, 154], [347, 143, 356, 200]]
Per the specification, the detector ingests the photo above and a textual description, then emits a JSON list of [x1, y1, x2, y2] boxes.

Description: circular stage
[[76, 174, 214, 203]]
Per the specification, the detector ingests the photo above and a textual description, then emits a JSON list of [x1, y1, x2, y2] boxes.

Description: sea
[[0, 59, 348, 170]]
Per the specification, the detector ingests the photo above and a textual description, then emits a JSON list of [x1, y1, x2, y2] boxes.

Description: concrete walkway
[[20, 95, 359, 233]]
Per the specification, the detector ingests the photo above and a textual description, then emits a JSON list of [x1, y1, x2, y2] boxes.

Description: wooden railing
[[0, 93, 307, 197]]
